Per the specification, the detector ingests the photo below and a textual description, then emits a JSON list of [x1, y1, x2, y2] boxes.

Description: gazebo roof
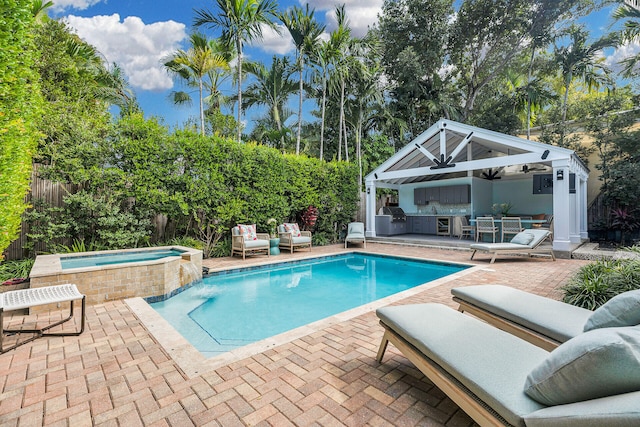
[[366, 119, 589, 187]]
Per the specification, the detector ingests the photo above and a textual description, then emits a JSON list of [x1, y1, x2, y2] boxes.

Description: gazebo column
[[580, 175, 589, 240], [365, 180, 377, 237], [552, 160, 571, 252], [574, 174, 588, 242]]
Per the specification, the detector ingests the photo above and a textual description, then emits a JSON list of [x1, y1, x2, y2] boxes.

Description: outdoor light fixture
[[557, 170, 564, 180], [367, 188, 370, 194]]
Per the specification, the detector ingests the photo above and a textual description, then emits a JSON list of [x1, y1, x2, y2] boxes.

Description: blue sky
[[49, 0, 634, 131]]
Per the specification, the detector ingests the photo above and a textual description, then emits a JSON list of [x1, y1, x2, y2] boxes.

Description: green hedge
[[0, 0, 43, 259], [26, 116, 360, 257]]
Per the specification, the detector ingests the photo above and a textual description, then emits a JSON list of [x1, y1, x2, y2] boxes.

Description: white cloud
[[302, 0, 383, 37], [65, 14, 187, 91], [252, 23, 295, 55], [51, 0, 103, 12], [605, 42, 640, 75]]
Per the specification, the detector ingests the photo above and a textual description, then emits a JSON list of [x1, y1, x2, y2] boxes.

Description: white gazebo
[[365, 119, 589, 253]]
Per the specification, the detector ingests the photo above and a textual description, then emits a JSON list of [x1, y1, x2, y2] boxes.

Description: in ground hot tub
[[29, 246, 203, 307]]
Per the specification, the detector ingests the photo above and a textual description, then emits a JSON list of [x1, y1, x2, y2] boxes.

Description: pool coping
[[127, 250, 483, 378]]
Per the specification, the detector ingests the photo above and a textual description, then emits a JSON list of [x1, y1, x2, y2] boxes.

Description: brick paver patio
[[0, 243, 590, 426]]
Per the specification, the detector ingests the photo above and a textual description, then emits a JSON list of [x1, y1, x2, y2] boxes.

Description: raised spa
[[29, 246, 202, 307]]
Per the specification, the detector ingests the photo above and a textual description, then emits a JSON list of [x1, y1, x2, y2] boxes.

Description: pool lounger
[[469, 229, 554, 264], [451, 284, 592, 350], [376, 303, 640, 427], [1, 284, 86, 353]]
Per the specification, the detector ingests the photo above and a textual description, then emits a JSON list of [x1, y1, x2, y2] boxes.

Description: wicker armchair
[[231, 226, 270, 259], [278, 223, 312, 253]]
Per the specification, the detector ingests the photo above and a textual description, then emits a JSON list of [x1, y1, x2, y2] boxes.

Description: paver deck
[[0, 243, 590, 426]]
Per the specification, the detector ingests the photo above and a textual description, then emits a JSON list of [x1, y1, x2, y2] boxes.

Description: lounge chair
[[231, 225, 270, 259], [1, 284, 86, 353], [376, 303, 640, 427], [451, 284, 592, 350], [278, 223, 312, 253], [470, 229, 554, 264], [344, 222, 366, 248]]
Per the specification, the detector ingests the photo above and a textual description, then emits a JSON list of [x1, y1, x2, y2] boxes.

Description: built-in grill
[[381, 206, 407, 222]]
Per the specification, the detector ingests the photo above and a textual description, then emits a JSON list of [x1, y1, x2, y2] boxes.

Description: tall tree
[[164, 33, 230, 135], [553, 24, 615, 136], [280, 4, 325, 154], [613, 4, 640, 77], [194, 0, 279, 143], [242, 56, 297, 149], [311, 38, 336, 160], [376, 0, 453, 136], [329, 5, 353, 162]]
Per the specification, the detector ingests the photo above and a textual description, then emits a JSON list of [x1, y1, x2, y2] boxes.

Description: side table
[[269, 238, 280, 255]]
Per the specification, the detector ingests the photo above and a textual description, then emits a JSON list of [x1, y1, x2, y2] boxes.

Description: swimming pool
[[150, 253, 468, 357], [60, 248, 186, 269]]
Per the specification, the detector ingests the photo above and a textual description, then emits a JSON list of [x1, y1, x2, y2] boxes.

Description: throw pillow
[[583, 289, 640, 332], [523, 326, 640, 406], [283, 223, 301, 237], [237, 224, 257, 241], [510, 231, 535, 245]]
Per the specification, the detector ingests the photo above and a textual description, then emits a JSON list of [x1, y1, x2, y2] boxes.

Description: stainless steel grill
[[381, 206, 407, 222]]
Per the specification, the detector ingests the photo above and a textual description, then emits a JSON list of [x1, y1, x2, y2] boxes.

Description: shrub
[[0, 258, 35, 282], [563, 258, 640, 309]]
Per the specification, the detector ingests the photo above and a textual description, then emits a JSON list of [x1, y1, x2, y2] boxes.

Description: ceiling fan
[[481, 168, 502, 180], [520, 164, 546, 173]]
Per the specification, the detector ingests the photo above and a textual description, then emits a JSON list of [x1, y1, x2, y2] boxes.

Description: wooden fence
[[3, 164, 76, 261]]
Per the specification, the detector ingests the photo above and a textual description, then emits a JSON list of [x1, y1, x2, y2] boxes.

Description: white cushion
[[524, 326, 640, 406], [584, 290, 640, 332], [511, 232, 535, 245]]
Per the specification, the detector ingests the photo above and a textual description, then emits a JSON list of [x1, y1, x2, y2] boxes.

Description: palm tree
[[280, 4, 325, 154], [346, 59, 383, 191], [613, 4, 640, 77], [194, 0, 280, 143], [242, 56, 297, 149], [553, 25, 615, 131], [31, 0, 53, 21], [328, 5, 352, 162], [96, 63, 140, 116], [311, 39, 336, 161], [164, 33, 230, 135]]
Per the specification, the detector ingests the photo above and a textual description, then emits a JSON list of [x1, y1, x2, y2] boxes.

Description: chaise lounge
[[376, 302, 640, 426], [451, 285, 640, 350], [470, 229, 554, 264]]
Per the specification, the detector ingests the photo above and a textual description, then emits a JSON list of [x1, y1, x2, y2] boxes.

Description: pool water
[[150, 253, 468, 357], [61, 249, 185, 269]]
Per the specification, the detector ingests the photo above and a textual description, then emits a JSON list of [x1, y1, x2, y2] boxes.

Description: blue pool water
[[150, 253, 468, 357], [61, 249, 185, 269]]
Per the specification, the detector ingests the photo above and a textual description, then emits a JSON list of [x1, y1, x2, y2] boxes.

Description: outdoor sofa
[[376, 302, 640, 426], [470, 229, 554, 264]]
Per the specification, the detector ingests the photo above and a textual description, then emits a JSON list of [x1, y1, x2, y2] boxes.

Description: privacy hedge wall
[[0, 0, 43, 259]]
